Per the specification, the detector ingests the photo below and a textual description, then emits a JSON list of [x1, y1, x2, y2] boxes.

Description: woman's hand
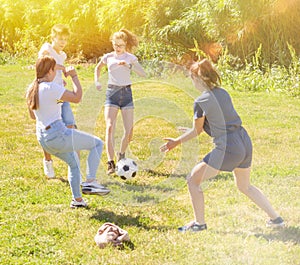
[[65, 66, 77, 78], [160, 138, 179, 153], [118, 60, 132, 69], [95, 82, 102, 91], [118, 60, 126, 66]]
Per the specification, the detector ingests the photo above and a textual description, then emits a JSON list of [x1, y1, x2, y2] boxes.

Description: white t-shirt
[[101, 52, 137, 86], [38, 43, 67, 86], [33, 82, 65, 128]]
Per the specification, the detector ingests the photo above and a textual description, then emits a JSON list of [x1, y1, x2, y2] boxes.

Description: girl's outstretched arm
[[160, 116, 204, 152]]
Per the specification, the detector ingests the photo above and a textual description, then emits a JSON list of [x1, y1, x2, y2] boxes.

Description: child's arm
[[28, 107, 36, 120], [130, 60, 146, 77], [60, 66, 82, 103], [94, 60, 105, 91], [160, 117, 204, 152]]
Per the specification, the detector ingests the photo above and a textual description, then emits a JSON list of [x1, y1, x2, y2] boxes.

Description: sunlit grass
[[0, 64, 299, 265]]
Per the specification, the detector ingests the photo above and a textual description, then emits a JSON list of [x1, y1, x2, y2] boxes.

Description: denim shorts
[[105, 84, 134, 109], [61, 101, 76, 127]]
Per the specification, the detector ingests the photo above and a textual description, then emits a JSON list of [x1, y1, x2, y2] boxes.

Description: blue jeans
[[37, 120, 103, 198], [61, 101, 76, 127]]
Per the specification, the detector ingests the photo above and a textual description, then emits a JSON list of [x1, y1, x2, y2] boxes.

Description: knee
[[123, 129, 133, 142], [187, 174, 202, 190], [106, 124, 114, 135], [96, 137, 103, 151]]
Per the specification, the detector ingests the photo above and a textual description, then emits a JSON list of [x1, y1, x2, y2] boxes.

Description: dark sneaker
[[82, 187, 110, 196], [178, 221, 207, 232], [107, 160, 115, 175], [70, 199, 87, 208], [117, 152, 125, 161], [82, 180, 110, 196], [266, 216, 285, 228]]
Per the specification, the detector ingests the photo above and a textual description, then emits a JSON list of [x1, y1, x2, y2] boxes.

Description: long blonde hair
[[26, 56, 56, 110], [190, 59, 221, 89], [110, 29, 138, 53]]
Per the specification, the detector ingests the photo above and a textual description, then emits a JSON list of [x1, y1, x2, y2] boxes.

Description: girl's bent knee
[[187, 176, 201, 188]]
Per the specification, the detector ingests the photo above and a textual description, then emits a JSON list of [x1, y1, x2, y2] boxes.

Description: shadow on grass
[[254, 226, 300, 245], [90, 209, 170, 231], [101, 171, 234, 206], [213, 172, 233, 181], [107, 179, 183, 192], [54, 177, 69, 183], [142, 170, 233, 181]]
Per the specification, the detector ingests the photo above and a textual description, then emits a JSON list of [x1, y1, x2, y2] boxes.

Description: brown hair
[[190, 59, 221, 89], [51, 24, 70, 39], [26, 56, 56, 110], [111, 29, 138, 53]]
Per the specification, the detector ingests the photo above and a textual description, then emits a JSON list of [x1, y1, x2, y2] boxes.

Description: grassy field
[[0, 64, 299, 265]]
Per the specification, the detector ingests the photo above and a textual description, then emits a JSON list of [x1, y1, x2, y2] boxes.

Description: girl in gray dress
[[160, 59, 284, 232]]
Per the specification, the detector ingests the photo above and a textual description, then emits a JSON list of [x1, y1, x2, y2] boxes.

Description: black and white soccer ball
[[116, 158, 138, 180]]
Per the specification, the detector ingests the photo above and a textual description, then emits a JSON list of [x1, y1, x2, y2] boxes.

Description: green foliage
[[217, 43, 300, 97], [1, 0, 300, 67]]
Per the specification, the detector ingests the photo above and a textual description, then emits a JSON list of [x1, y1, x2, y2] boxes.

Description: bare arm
[[131, 61, 146, 77], [118, 60, 146, 77], [60, 66, 82, 103], [39, 50, 66, 75], [28, 107, 36, 120], [94, 60, 105, 90], [160, 116, 204, 152]]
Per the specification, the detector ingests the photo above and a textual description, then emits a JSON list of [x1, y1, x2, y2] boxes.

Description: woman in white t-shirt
[[38, 24, 77, 179], [26, 56, 109, 208], [94, 29, 146, 174]]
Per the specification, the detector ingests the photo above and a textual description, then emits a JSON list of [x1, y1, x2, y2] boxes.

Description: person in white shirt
[[26, 56, 110, 208], [94, 29, 146, 174], [38, 24, 77, 179]]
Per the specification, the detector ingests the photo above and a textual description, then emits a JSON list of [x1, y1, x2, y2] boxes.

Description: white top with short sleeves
[[101, 52, 137, 86], [38, 43, 67, 86], [33, 82, 65, 128]]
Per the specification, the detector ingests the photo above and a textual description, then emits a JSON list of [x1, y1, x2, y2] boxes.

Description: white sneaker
[[43, 159, 55, 178], [70, 198, 88, 208], [82, 180, 110, 195]]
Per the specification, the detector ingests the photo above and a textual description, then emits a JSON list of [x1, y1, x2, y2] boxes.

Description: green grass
[[0, 64, 299, 265]]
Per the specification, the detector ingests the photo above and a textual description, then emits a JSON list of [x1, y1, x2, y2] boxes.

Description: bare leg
[[43, 149, 52, 161], [187, 162, 219, 225], [120, 108, 134, 154], [233, 167, 280, 219], [104, 106, 119, 161]]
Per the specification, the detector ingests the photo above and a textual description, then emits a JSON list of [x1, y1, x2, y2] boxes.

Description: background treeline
[[1, 0, 300, 97], [1, 0, 300, 67]]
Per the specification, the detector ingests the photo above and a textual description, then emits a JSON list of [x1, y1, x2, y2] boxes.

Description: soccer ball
[[116, 158, 138, 180]]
